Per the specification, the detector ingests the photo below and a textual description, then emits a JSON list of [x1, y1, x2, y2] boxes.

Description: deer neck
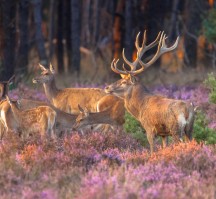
[[43, 78, 59, 103], [124, 84, 151, 119], [10, 104, 23, 124], [88, 110, 114, 125]]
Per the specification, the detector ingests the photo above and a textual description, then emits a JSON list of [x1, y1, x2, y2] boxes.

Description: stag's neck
[[124, 84, 152, 119], [89, 110, 114, 125], [43, 78, 59, 103]]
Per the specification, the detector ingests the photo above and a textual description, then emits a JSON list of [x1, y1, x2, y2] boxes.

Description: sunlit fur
[[74, 97, 125, 132], [105, 77, 195, 154], [32, 64, 125, 130], [6, 96, 57, 140]]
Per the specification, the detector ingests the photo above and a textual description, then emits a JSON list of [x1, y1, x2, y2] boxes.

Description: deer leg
[[172, 132, 180, 144], [146, 132, 155, 155], [184, 134, 191, 143], [161, 136, 167, 148]]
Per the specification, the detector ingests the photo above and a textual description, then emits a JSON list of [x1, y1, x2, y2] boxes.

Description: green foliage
[[204, 72, 216, 103], [193, 110, 216, 145], [123, 112, 148, 146], [203, 8, 216, 43]]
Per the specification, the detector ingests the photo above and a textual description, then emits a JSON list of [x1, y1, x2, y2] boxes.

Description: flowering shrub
[[0, 83, 215, 198]]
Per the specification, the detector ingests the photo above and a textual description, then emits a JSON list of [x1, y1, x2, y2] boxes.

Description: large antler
[[122, 30, 162, 71], [111, 31, 179, 76]]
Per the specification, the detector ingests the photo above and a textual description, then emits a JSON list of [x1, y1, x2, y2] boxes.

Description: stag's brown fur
[[105, 31, 194, 154], [105, 76, 195, 154]]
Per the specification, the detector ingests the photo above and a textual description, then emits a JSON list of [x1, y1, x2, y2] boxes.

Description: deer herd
[[0, 31, 195, 154]]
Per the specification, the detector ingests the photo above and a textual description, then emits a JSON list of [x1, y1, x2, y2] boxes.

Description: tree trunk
[[124, 0, 134, 61], [168, 0, 180, 42], [113, 0, 124, 59], [183, 0, 208, 68], [1, 0, 16, 80], [17, 0, 29, 74], [31, 0, 47, 65], [57, 0, 64, 73], [64, 0, 72, 70], [70, 0, 81, 74], [92, 0, 100, 46], [81, 0, 91, 47], [143, 0, 166, 67], [48, 0, 56, 61]]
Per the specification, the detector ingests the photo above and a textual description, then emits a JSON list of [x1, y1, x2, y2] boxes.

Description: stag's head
[[73, 105, 90, 130], [105, 31, 179, 98], [32, 63, 55, 84]]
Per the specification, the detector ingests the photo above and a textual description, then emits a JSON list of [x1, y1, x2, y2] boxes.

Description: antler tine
[[138, 32, 179, 69], [38, 63, 48, 71], [122, 48, 138, 71], [111, 59, 128, 75], [122, 31, 162, 72], [140, 31, 162, 55]]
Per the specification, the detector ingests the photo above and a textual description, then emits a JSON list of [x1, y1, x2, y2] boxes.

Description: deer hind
[[32, 63, 125, 130], [6, 96, 56, 140], [74, 97, 125, 132], [105, 31, 195, 154]]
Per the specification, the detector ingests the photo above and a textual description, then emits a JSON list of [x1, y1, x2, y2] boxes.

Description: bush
[[193, 110, 216, 144], [203, 8, 216, 43], [123, 112, 149, 146], [203, 72, 216, 103]]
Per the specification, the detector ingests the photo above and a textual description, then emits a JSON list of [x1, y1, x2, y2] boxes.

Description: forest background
[[1, 0, 216, 85]]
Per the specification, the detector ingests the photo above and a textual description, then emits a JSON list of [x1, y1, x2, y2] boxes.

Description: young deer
[[74, 96, 125, 132], [6, 96, 57, 140], [32, 63, 125, 128], [105, 31, 195, 154], [0, 98, 78, 137]]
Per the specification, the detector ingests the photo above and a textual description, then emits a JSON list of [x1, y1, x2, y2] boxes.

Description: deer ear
[[83, 106, 89, 115], [78, 104, 84, 113], [39, 63, 47, 71], [49, 63, 55, 74]]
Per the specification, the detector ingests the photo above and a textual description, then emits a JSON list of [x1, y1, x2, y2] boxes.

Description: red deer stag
[[105, 31, 195, 154]]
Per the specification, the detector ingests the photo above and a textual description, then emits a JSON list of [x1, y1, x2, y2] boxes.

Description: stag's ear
[[49, 63, 55, 74], [38, 63, 47, 71], [130, 75, 138, 84]]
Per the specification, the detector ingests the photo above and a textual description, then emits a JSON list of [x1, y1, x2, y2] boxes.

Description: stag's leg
[[146, 132, 155, 155], [161, 136, 167, 148], [184, 134, 191, 142], [172, 132, 180, 144]]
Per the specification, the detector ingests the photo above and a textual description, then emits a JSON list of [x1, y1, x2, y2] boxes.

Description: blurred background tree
[[0, 0, 215, 82]]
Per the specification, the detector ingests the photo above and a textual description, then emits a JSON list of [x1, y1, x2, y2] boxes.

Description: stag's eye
[[121, 81, 127, 85]]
